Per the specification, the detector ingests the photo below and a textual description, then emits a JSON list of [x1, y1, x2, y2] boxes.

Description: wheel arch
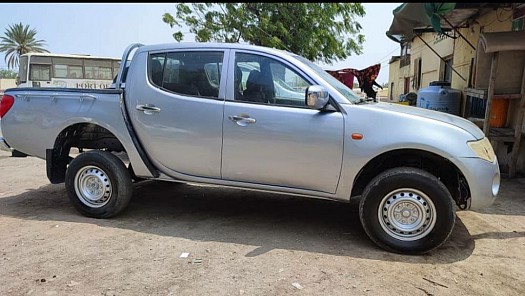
[[47, 122, 130, 184], [351, 148, 471, 209]]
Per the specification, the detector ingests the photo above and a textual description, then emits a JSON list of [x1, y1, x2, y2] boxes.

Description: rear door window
[[148, 51, 224, 99]]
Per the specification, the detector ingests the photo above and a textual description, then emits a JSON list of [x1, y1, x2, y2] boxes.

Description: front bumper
[[458, 157, 500, 210], [0, 137, 13, 152]]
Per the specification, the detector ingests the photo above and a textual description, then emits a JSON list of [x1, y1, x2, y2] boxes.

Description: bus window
[[53, 57, 84, 79], [113, 61, 120, 78], [19, 56, 29, 83], [85, 59, 113, 80], [30, 64, 51, 81], [30, 56, 52, 81]]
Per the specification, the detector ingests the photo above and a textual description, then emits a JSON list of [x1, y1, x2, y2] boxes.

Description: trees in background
[[0, 69, 18, 78], [0, 23, 49, 69], [163, 3, 365, 64]]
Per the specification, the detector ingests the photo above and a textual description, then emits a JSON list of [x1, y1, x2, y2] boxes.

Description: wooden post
[[483, 52, 499, 135], [508, 61, 525, 178]]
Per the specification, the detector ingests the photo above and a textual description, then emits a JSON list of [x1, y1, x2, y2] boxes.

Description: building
[[386, 3, 525, 176], [0, 78, 16, 95]]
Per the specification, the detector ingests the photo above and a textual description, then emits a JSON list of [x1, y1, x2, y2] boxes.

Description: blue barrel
[[416, 81, 461, 115]]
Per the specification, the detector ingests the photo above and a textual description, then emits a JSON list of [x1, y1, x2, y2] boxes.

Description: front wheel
[[65, 150, 133, 218], [359, 167, 456, 254]]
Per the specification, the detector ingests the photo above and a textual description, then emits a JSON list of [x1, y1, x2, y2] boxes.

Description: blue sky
[[0, 3, 401, 84]]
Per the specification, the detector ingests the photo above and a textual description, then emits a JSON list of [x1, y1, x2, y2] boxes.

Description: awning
[[386, 3, 498, 43], [386, 3, 452, 43], [387, 3, 453, 43]]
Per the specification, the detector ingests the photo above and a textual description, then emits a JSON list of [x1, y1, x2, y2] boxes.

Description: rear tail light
[[0, 94, 15, 118]]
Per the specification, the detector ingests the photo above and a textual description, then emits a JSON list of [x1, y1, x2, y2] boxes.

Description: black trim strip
[[119, 91, 160, 178]]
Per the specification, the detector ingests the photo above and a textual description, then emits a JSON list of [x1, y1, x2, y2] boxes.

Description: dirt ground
[[0, 150, 524, 296]]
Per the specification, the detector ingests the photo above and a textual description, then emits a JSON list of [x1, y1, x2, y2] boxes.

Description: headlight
[[467, 137, 495, 163]]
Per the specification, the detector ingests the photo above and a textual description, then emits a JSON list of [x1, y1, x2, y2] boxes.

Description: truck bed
[[1, 87, 124, 160]]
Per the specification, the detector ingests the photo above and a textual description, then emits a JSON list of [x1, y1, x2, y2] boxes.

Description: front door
[[221, 51, 344, 193]]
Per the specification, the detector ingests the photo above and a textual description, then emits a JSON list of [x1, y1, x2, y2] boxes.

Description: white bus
[[17, 52, 121, 89]]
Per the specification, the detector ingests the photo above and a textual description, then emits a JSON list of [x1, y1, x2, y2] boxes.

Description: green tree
[[163, 3, 365, 63], [0, 69, 18, 79], [0, 23, 49, 69]]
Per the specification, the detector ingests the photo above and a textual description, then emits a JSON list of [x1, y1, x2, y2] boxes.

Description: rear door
[[126, 49, 228, 178]]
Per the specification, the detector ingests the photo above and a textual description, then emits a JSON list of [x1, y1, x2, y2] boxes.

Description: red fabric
[[327, 64, 381, 91], [326, 70, 355, 89]]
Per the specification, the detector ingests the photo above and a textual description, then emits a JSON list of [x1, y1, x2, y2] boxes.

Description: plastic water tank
[[416, 81, 461, 115]]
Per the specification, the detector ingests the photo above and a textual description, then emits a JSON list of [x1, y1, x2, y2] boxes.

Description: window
[[30, 64, 51, 81], [85, 60, 113, 80], [149, 53, 166, 87], [53, 58, 83, 79], [235, 53, 310, 106], [413, 57, 422, 90], [404, 77, 410, 94], [204, 63, 222, 88], [19, 56, 29, 83], [28, 56, 52, 81], [442, 56, 453, 83], [112, 61, 121, 78], [401, 42, 411, 56], [148, 51, 223, 98]]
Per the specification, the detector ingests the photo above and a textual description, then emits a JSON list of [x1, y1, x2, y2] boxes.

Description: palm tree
[[0, 23, 49, 69]]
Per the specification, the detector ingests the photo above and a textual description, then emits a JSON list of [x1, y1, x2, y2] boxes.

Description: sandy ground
[[0, 150, 525, 296]]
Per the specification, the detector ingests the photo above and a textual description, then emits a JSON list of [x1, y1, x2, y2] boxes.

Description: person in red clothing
[[327, 64, 382, 101], [361, 73, 383, 101]]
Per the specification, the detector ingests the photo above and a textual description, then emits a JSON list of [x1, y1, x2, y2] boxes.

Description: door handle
[[228, 114, 256, 126], [228, 115, 256, 124], [136, 104, 161, 115]]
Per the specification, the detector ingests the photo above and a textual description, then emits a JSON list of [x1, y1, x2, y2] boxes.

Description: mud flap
[[46, 148, 70, 184], [11, 150, 28, 157]]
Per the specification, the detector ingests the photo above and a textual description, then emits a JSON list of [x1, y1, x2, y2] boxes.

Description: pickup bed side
[[1, 87, 154, 182]]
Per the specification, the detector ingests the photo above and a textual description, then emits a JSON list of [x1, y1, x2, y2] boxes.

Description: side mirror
[[15, 76, 20, 86], [305, 85, 329, 110]]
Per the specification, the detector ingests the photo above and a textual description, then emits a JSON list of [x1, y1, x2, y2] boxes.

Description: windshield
[[292, 55, 361, 103]]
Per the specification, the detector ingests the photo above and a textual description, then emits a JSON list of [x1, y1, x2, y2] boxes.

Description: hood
[[354, 102, 485, 139]]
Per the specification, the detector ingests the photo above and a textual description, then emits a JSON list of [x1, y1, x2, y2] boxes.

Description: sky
[[0, 3, 402, 85]]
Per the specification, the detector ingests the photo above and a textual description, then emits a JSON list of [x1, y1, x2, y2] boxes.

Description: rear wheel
[[359, 167, 455, 254], [65, 150, 133, 218]]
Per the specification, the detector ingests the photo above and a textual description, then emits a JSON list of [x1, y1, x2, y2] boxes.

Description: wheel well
[[47, 123, 126, 184], [351, 149, 471, 209]]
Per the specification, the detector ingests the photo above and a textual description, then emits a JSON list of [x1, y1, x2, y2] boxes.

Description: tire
[[359, 167, 456, 254], [65, 150, 133, 218]]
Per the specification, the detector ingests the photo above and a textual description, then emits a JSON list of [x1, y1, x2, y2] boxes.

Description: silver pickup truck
[[0, 42, 500, 254]]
